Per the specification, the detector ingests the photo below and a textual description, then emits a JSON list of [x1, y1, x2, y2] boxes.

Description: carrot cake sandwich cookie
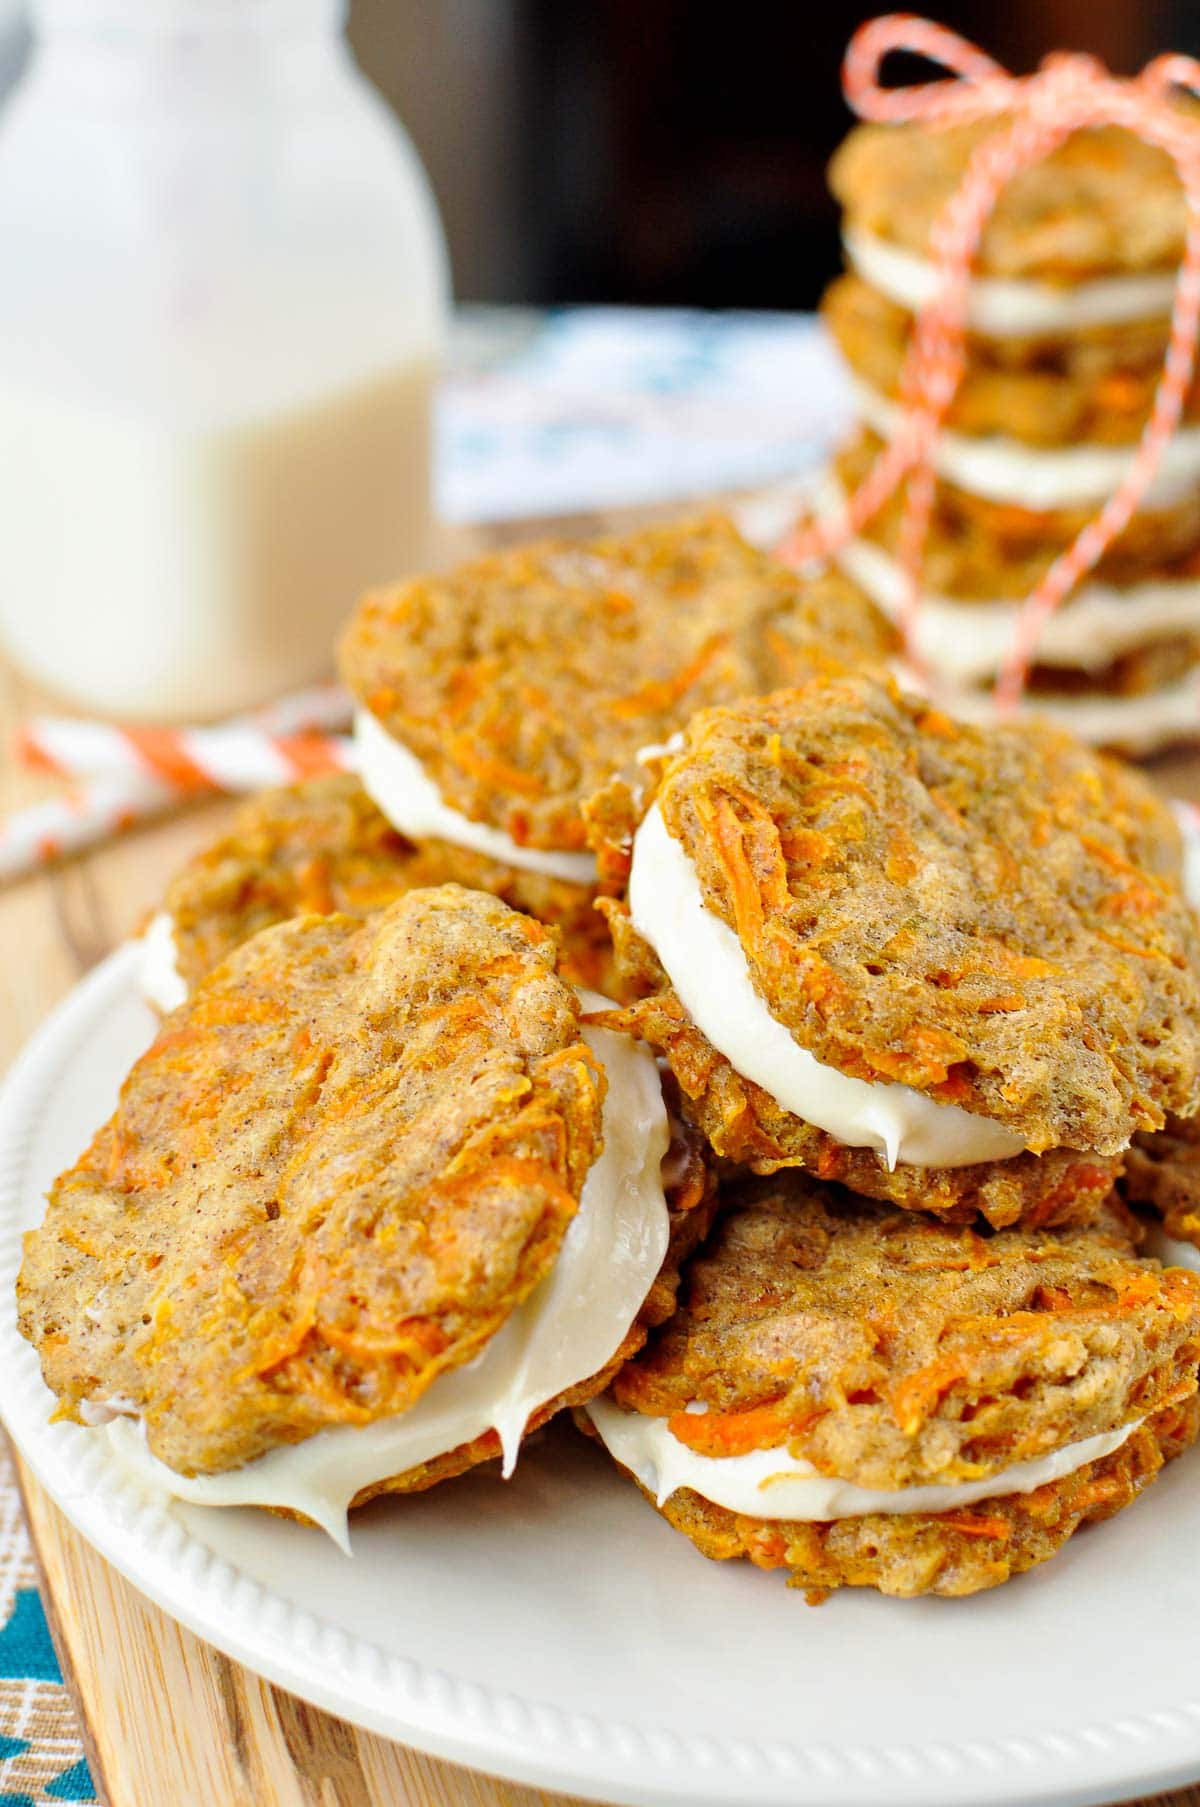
[[20, 886, 713, 1550], [337, 514, 894, 993], [817, 110, 1200, 752], [580, 1173, 1200, 1598], [138, 768, 628, 1009], [588, 672, 1200, 1227]]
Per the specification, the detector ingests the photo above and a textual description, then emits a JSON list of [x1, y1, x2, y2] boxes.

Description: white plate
[[5, 944, 1200, 1807]]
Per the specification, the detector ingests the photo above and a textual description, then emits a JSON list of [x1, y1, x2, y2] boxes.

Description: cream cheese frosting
[[628, 803, 1027, 1169], [102, 1002, 670, 1550], [585, 1394, 1139, 1520], [850, 374, 1200, 510], [844, 227, 1179, 338], [138, 911, 187, 1013], [354, 706, 598, 886]]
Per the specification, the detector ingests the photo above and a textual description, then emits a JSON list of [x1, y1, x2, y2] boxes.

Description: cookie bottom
[[580, 1394, 1200, 1600]]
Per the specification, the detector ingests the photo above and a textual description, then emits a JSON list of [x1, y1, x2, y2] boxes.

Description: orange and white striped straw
[[782, 15, 1200, 713], [0, 774, 169, 885], [2, 683, 355, 886], [17, 718, 352, 795]]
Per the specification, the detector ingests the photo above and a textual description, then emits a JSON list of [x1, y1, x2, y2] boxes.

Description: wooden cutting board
[[4, 504, 1200, 1807]]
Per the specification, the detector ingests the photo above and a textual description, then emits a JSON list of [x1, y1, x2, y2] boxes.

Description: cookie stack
[[18, 518, 1200, 1601], [819, 114, 1200, 753], [576, 670, 1200, 1596]]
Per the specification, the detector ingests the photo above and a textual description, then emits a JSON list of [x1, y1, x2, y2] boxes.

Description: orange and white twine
[[1, 684, 354, 885], [782, 14, 1200, 712]]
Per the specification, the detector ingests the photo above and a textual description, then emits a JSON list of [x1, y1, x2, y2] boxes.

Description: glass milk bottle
[[0, 0, 447, 719]]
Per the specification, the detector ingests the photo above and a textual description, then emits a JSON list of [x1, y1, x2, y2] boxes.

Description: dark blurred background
[[351, 0, 1200, 309]]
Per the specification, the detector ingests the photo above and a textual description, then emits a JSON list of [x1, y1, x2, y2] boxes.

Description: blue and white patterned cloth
[[439, 305, 845, 523], [0, 1448, 95, 1804], [2, 305, 832, 1802]]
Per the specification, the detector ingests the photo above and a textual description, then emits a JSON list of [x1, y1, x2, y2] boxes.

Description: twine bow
[[785, 13, 1200, 712]]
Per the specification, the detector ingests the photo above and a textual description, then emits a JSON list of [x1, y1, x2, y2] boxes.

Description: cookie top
[[163, 774, 426, 992], [831, 118, 1190, 280], [19, 887, 604, 1476], [621, 675, 1200, 1153], [339, 515, 893, 853], [611, 1172, 1200, 1490], [156, 773, 614, 995]]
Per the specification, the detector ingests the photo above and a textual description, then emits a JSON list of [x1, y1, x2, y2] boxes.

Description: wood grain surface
[[4, 512, 1200, 1806]]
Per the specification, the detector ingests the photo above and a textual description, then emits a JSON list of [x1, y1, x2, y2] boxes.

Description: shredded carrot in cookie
[[666, 1399, 823, 1457], [939, 1512, 1011, 1540], [606, 634, 730, 719], [449, 737, 547, 798]]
